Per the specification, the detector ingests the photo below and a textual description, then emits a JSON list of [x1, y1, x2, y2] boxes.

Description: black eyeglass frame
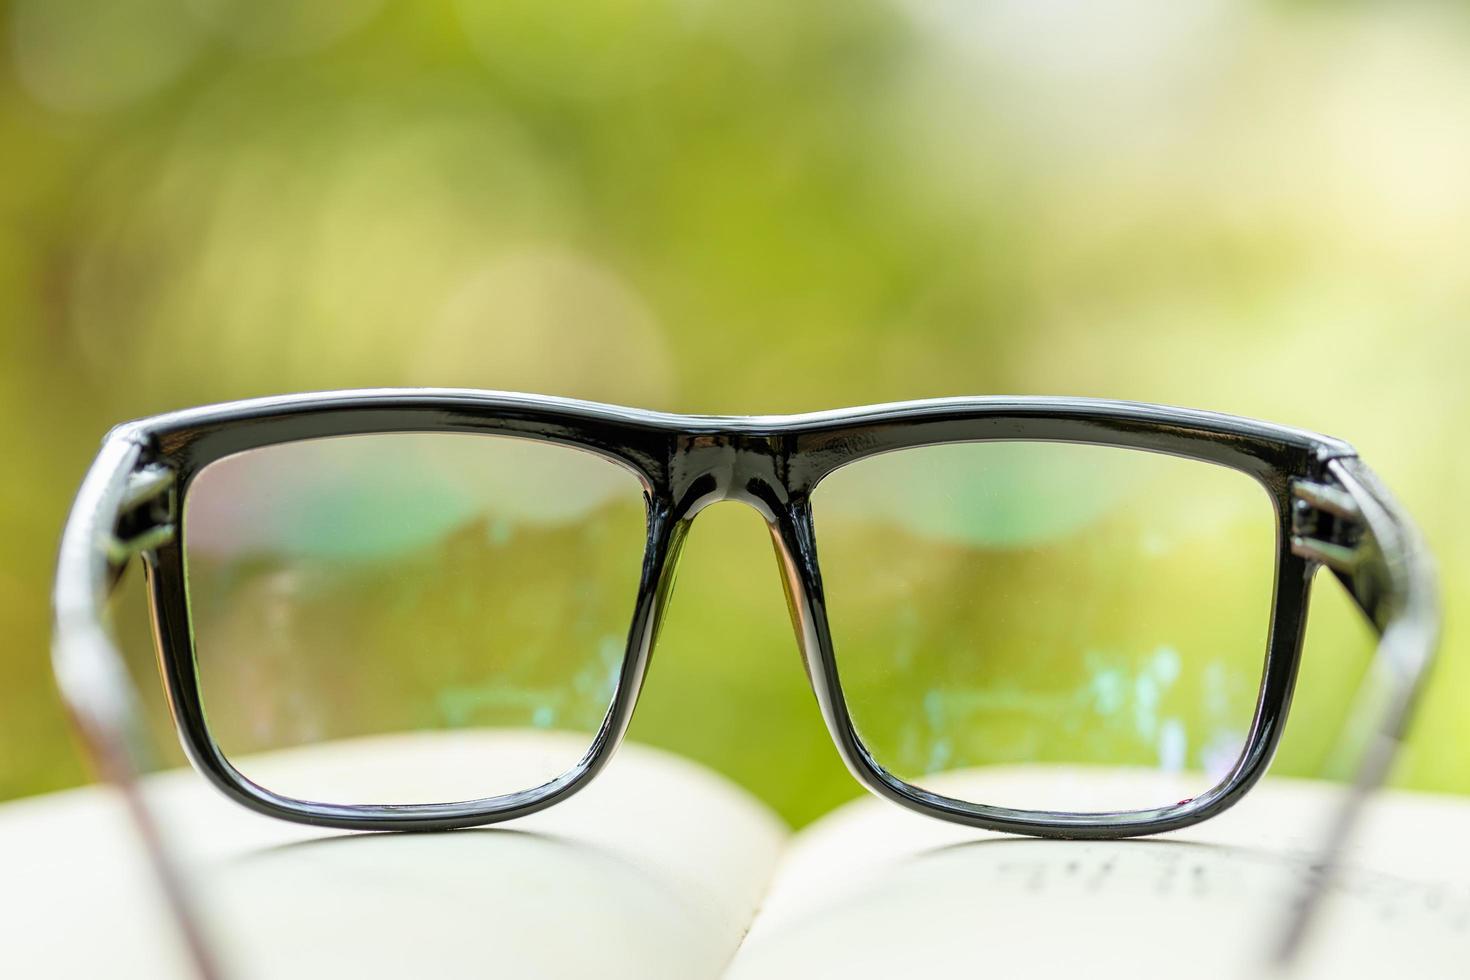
[[54, 390, 1436, 852]]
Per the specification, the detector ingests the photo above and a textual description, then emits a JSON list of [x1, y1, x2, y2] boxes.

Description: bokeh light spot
[[10, 0, 203, 112]]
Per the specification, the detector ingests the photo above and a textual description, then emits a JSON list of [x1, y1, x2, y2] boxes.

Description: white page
[[728, 767, 1470, 979], [0, 734, 789, 979], [11, 748, 1467, 978]]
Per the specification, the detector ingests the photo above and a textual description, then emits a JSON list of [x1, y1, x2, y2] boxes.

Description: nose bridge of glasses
[[668, 431, 793, 523], [665, 430, 825, 687]]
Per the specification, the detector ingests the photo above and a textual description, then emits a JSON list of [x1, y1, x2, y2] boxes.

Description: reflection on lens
[[812, 441, 1276, 814], [184, 432, 649, 806]]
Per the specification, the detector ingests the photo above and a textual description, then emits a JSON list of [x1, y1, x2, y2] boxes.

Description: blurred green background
[[1, 0, 1466, 826]]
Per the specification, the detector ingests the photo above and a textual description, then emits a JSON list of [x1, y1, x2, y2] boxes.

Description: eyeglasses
[[53, 390, 1438, 976]]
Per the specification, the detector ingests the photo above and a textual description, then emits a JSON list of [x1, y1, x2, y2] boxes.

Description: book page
[[0, 734, 789, 979], [727, 768, 1470, 979]]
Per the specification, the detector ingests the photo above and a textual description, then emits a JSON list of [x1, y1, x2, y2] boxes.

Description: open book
[[3, 733, 1467, 978]]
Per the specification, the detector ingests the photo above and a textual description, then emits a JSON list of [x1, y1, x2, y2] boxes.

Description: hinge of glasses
[[1289, 478, 1366, 575], [105, 463, 178, 566]]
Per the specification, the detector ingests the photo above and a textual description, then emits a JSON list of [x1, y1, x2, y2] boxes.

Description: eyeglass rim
[[122, 388, 1338, 835]]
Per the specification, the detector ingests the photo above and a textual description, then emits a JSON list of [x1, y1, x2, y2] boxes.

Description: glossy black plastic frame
[[55, 389, 1436, 849]]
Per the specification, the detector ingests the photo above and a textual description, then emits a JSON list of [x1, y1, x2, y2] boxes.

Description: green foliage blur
[[2, 0, 1468, 826]]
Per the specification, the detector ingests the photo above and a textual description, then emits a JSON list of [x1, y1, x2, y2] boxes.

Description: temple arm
[[52, 432, 221, 979], [1274, 455, 1441, 964]]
